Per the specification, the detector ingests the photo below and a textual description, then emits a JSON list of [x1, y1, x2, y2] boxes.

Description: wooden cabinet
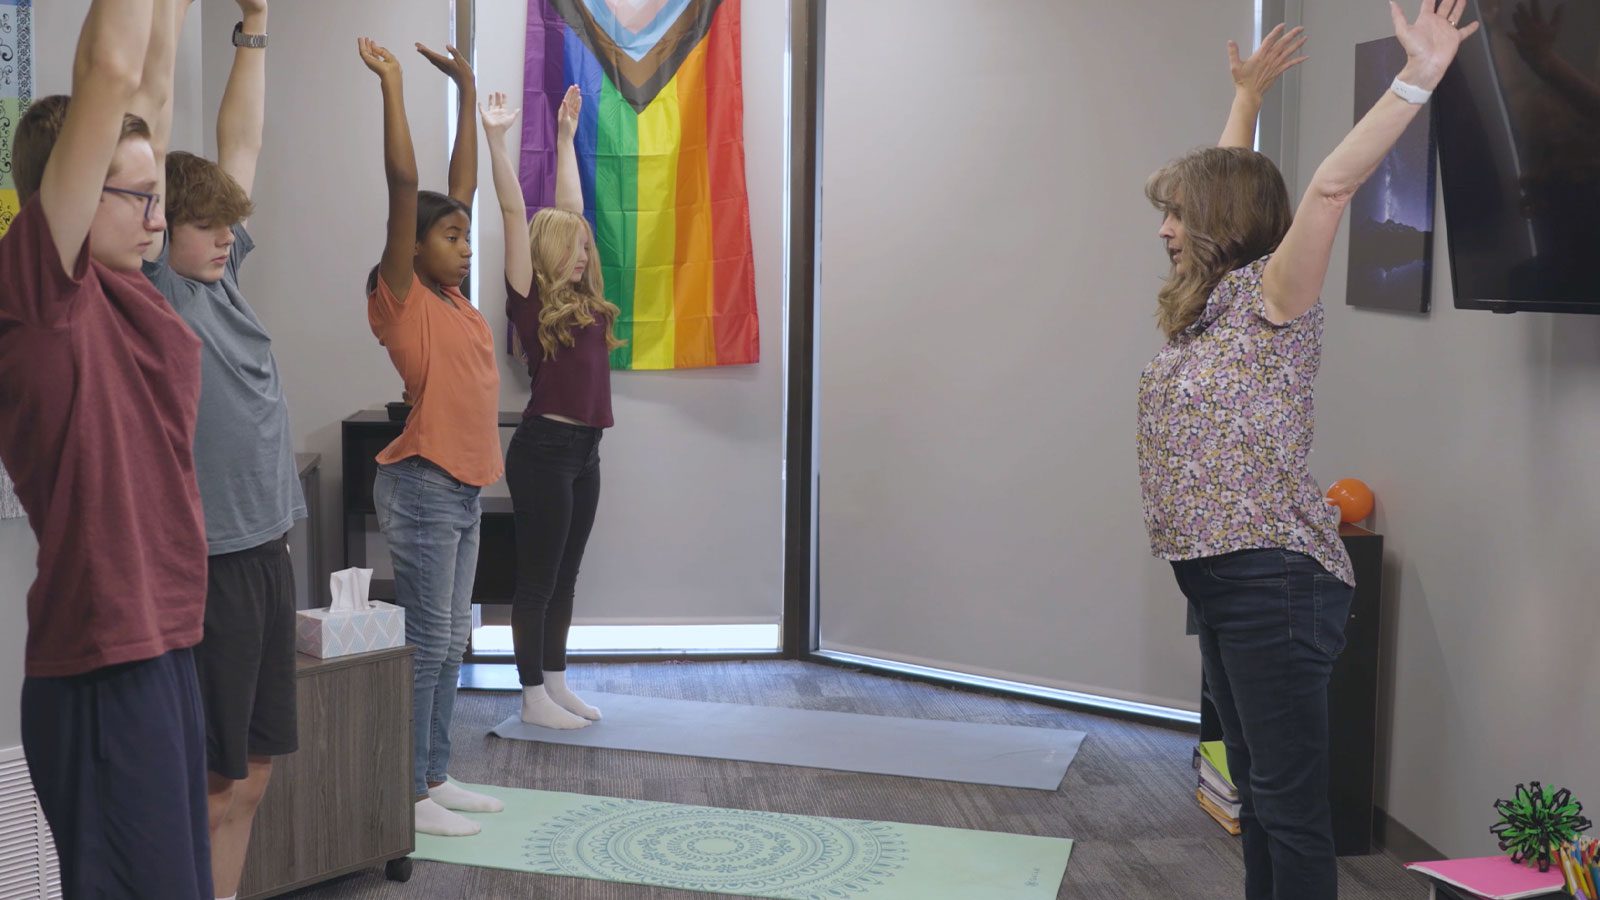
[[239, 646, 415, 898]]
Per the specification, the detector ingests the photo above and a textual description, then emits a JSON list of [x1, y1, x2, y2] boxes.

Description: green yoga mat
[[412, 783, 1073, 900]]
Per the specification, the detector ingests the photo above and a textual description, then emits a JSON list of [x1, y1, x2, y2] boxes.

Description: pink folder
[[1406, 856, 1568, 899]]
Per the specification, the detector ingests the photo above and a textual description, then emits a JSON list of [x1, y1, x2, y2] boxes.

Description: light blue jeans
[[374, 456, 481, 799]]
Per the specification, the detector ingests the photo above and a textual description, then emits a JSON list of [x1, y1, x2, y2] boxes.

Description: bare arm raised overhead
[[1219, 24, 1308, 149], [128, 0, 189, 261], [483, 84, 583, 298], [1263, 0, 1479, 323], [418, 43, 479, 206], [39, 0, 159, 273], [553, 85, 584, 216], [359, 37, 419, 299], [480, 90, 531, 296], [218, 0, 270, 203]]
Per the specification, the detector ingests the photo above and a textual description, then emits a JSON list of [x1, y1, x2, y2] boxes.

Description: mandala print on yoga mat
[[525, 798, 909, 897]]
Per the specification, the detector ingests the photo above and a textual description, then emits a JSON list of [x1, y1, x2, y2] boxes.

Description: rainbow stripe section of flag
[[520, 0, 758, 371]]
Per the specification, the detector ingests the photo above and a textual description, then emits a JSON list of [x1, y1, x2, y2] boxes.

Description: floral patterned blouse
[[1137, 256, 1355, 586]]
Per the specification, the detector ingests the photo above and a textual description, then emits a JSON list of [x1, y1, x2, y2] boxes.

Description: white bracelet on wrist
[[1389, 77, 1432, 105]]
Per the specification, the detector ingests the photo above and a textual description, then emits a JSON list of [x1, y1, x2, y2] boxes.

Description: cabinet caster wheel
[[385, 857, 413, 882]]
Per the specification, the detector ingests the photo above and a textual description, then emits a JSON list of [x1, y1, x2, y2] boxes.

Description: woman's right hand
[[480, 91, 522, 139], [358, 37, 402, 82], [1228, 24, 1309, 102], [1391, 0, 1482, 89]]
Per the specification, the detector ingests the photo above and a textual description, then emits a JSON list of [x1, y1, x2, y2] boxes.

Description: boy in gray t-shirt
[[139, 3, 301, 897]]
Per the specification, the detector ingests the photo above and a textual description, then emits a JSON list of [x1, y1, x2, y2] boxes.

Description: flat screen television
[[1434, 0, 1600, 314]]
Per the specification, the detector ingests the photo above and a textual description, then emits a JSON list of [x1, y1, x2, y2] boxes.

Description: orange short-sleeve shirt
[[368, 274, 503, 486]]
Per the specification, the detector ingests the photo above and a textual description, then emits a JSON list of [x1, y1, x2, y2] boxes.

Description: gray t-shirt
[[144, 225, 305, 555]]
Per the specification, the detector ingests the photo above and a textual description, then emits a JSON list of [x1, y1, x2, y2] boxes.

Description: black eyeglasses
[[102, 186, 163, 221]]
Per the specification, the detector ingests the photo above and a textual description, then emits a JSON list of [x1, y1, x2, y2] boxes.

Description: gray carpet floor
[[279, 660, 1428, 900]]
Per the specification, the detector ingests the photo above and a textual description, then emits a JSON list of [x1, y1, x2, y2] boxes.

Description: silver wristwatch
[[232, 22, 268, 49]]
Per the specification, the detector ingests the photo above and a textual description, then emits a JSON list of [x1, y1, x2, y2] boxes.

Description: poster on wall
[[1, 0, 30, 520], [0, 0, 32, 239], [1346, 35, 1437, 314], [519, 0, 759, 371]]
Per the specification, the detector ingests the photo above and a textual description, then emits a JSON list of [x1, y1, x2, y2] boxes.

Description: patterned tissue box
[[295, 602, 406, 659]]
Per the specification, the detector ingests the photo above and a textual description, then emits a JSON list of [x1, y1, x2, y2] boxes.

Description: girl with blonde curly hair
[[482, 85, 624, 730]]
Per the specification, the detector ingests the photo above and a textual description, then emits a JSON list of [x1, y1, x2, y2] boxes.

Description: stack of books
[[1192, 740, 1241, 835]]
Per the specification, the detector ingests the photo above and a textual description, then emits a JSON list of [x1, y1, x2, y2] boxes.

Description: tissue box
[[295, 602, 406, 659]]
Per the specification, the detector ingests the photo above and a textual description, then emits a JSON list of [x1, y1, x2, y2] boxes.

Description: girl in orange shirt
[[357, 37, 503, 838]]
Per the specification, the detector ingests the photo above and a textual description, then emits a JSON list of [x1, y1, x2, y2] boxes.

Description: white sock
[[521, 684, 590, 729], [414, 796, 481, 837], [543, 670, 602, 721], [217, 896, 237, 900], [429, 778, 504, 813]]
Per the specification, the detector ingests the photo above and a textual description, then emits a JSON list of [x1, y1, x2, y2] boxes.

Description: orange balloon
[[1325, 478, 1375, 524]]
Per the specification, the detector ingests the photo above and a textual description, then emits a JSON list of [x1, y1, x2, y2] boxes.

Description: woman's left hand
[[1391, 0, 1482, 88], [1228, 24, 1309, 101]]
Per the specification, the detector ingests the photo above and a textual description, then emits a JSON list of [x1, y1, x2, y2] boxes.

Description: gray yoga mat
[[491, 692, 1085, 790]]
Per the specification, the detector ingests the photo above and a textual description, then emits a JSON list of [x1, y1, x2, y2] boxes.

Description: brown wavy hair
[[1145, 147, 1292, 338], [165, 151, 254, 228], [528, 208, 625, 360]]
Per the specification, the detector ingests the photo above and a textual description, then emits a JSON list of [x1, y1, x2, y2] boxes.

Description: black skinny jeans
[[505, 415, 602, 686]]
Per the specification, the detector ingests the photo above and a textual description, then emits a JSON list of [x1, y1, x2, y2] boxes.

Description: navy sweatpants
[[21, 647, 213, 899]]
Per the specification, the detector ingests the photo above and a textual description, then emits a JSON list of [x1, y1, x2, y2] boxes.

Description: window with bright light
[[471, 623, 781, 654]]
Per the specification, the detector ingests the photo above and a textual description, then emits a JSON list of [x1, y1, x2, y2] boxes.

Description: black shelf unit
[[342, 409, 523, 604]]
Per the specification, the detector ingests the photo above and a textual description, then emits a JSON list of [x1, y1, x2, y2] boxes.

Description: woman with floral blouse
[[1137, 5, 1478, 899]]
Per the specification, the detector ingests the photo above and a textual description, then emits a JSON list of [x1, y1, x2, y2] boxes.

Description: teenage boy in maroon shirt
[[0, 0, 213, 895]]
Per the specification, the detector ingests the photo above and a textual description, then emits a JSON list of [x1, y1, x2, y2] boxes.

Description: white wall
[[171, 3, 205, 155], [39, 1, 207, 150], [815, 0, 1255, 710], [1297, 4, 1600, 856]]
